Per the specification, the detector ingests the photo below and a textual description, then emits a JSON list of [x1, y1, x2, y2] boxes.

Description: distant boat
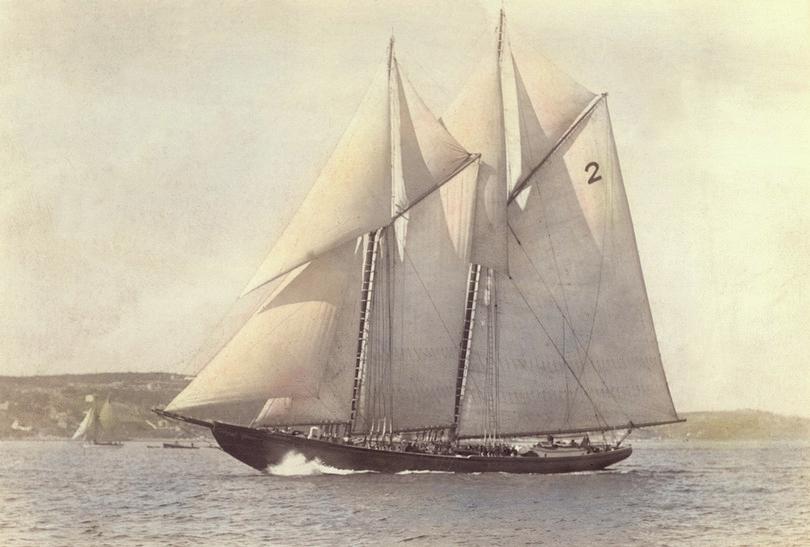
[[72, 397, 124, 447], [161, 441, 199, 449], [157, 10, 682, 473], [10, 419, 32, 432]]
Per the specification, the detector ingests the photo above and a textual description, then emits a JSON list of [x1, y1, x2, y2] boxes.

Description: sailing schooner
[[156, 11, 682, 474]]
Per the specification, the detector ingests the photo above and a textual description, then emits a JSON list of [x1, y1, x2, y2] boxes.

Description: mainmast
[[452, 9, 509, 444]]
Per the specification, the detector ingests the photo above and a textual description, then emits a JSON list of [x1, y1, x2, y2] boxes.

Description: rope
[[508, 227, 630, 426]]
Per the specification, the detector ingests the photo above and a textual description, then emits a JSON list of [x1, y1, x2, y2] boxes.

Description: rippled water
[[0, 439, 808, 545]]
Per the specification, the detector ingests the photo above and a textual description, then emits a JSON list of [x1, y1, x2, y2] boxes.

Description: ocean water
[[0, 439, 807, 546]]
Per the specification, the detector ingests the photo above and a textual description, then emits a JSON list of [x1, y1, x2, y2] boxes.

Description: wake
[[265, 451, 374, 476]]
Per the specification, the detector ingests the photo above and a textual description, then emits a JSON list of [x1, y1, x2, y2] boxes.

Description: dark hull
[[211, 422, 632, 474], [162, 442, 199, 449], [84, 441, 124, 447]]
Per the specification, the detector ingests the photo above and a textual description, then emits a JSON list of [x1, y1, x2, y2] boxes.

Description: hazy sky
[[2, 1, 808, 417]]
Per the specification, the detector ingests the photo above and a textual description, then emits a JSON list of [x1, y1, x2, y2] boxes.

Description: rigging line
[[400, 242, 463, 351], [581, 116, 613, 364], [386, 229, 396, 430], [401, 56, 456, 112], [502, 268, 610, 431], [534, 177, 575, 345], [244, 153, 481, 297], [509, 222, 622, 419], [508, 93, 605, 204], [507, 226, 630, 423], [177, 281, 273, 376]]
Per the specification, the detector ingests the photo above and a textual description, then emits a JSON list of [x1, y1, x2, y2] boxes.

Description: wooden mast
[[348, 230, 382, 435], [451, 264, 481, 440]]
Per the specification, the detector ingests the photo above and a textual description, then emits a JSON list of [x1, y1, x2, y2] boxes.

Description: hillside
[[0, 372, 198, 440], [1, 373, 809, 441], [637, 410, 810, 441]]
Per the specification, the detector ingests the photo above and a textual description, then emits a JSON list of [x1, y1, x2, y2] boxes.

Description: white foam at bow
[[265, 451, 373, 476]]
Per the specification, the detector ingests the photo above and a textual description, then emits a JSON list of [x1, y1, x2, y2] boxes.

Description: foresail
[[71, 407, 95, 441], [458, 100, 678, 438], [361, 161, 479, 432], [167, 238, 364, 425]]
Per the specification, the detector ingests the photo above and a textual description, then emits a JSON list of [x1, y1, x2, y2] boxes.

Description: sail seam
[[508, 225, 631, 424], [502, 249, 612, 431]]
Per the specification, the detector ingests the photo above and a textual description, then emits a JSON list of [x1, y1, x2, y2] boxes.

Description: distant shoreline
[[1, 373, 809, 441]]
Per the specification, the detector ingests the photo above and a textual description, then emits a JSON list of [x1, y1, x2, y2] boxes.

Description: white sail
[[362, 161, 478, 432], [167, 238, 365, 425], [71, 407, 96, 441], [505, 33, 596, 195], [458, 100, 679, 437], [442, 24, 508, 272], [394, 63, 470, 207], [97, 398, 119, 441], [443, 12, 597, 266], [243, 47, 474, 296], [181, 277, 286, 377], [164, 26, 678, 441]]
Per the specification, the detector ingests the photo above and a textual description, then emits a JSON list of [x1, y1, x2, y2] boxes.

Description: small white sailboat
[[73, 397, 124, 447]]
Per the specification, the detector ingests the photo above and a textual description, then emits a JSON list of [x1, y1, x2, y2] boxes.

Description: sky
[[1, 0, 808, 417]]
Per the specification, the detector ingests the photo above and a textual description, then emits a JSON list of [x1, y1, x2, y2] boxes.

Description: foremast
[[348, 230, 383, 435]]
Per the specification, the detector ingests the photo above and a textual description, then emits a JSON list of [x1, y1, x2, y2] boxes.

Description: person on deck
[[581, 434, 591, 450]]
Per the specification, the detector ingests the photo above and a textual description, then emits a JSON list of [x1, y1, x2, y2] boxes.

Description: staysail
[[167, 239, 365, 425]]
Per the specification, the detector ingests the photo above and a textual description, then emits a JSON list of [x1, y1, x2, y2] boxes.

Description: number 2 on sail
[[585, 161, 602, 184]]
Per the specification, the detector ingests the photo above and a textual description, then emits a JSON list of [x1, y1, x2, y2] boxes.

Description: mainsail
[[455, 14, 679, 438]]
